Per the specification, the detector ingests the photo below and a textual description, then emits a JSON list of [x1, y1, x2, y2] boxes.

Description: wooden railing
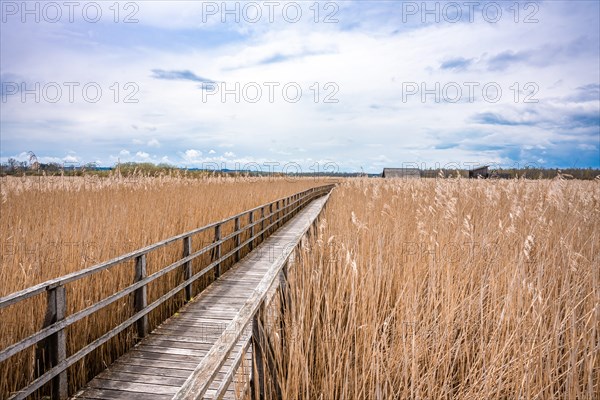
[[174, 188, 332, 400], [0, 184, 334, 400]]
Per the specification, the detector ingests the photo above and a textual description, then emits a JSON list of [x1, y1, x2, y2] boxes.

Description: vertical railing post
[[182, 236, 192, 301], [295, 194, 299, 214], [269, 203, 273, 234], [276, 200, 280, 228], [234, 217, 241, 261], [38, 285, 68, 399], [279, 261, 290, 358], [261, 207, 265, 241], [134, 254, 149, 338], [251, 310, 265, 400], [214, 224, 222, 278], [249, 211, 255, 251]]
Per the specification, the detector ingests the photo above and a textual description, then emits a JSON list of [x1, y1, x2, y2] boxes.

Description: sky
[[1, 0, 599, 173]]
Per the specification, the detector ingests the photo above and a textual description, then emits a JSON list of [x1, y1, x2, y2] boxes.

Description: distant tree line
[[1, 160, 599, 180]]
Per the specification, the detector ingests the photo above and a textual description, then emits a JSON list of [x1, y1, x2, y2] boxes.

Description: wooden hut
[[469, 166, 489, 178], [382, 168, 421, 179]]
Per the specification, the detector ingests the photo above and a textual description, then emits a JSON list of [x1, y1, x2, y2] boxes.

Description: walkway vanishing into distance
[[0, 185, 333, 400]]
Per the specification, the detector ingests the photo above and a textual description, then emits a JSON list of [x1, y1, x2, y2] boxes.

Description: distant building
[[469, 166, 489, 178], [382, 168, 421, 179]]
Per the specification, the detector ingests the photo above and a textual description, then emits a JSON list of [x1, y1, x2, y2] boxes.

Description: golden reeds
[[266, 177, 599, 399]]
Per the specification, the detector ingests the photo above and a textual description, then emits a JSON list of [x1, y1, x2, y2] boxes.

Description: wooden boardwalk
[[71, 194, 329, 400]]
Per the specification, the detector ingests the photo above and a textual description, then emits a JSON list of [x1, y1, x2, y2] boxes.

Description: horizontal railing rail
[[173, 189, 332, 400], [0, 184, 334, 400]]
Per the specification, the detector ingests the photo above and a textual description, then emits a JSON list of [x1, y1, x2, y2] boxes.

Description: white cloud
[[183, 149, 202, 162], [119, 149, 130, 156], [135, 151, 150, 159], [147, 138, 161, 148], [63, 155, 79, 163], [224, 151, 236, 158], [577, 144, 597, 151], [209, 149, 216, 154]]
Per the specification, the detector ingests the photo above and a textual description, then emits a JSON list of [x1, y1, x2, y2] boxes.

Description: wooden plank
[[184, 303, 249, 312], [154, 323, 230, 336], [88, 379, 178, 395], [154, 326, 227, 337], [112, 361, 244, 385], [109, 364, 192, 378], [125, 350, 202, 364], [182, 309, 244, 316], [156, 313, 233, 330], [141, 337, 223, 351], [117, 356, 198, 371], [138, 345, 207, 357], [73, 388, 172, 400], [92, 371, 187, 387], [145, 332, 226, 343], [155, 317, 233, 327]]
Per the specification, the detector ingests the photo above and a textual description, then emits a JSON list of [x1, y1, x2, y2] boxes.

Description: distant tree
[[7, 158, 18, 171], [27, 151, 39, 171]]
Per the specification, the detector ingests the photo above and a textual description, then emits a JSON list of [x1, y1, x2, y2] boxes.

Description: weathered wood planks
[[72, 193, 330, 400]]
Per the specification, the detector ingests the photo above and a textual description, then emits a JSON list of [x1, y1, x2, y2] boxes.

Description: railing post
[[261, 207, 265, 241], [249, 211, 255, 251], [251, 310, 265, 400], [234, 217, 241, 262], [269, 203, 273, 234], [134, 254, 149, 338], [214, 224, 222, 278], [183, 236, 192, 301], [37, 285, 68, 399], [279, 261, 290, 359], [276, 201, 280, 228]]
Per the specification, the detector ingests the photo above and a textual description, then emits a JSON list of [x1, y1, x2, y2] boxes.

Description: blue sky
[[1, 0, 599, 172]]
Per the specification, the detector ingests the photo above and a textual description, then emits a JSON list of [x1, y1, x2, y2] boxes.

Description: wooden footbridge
[[0, 184, 334, 400]]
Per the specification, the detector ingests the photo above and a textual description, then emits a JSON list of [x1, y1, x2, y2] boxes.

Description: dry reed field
[[0, 174, 327, 398], [263, 177, 599, 399]]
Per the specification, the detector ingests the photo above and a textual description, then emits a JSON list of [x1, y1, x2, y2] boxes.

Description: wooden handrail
[[1, 184, 334, 399], [173, 190, 332, 399]]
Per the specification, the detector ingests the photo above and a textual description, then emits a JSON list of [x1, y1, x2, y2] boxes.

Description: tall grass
[[0, 174, 328, 398], [266, 177, 599, 399]]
